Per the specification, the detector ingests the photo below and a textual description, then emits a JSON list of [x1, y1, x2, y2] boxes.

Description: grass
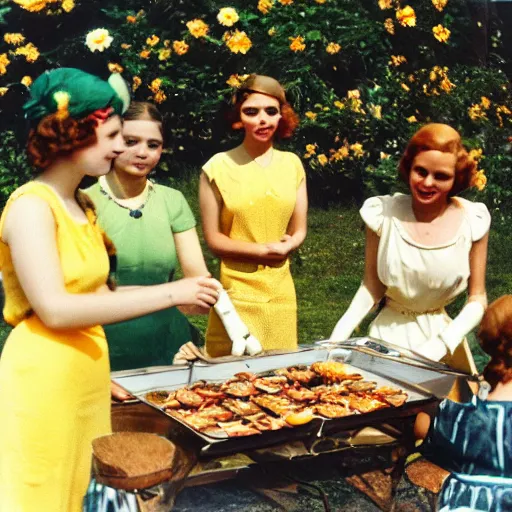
[[1, 179, 510, 373]]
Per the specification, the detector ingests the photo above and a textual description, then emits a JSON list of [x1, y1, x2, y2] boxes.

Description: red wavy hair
[[478, 295, 512, 390], [399, 123, 476, 196]]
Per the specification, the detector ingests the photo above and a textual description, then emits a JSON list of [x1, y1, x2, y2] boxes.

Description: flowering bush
[[0, 0, 510, 208]]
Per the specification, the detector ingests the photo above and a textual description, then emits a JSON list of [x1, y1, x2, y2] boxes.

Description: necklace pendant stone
[[130, 210, 143, 219]]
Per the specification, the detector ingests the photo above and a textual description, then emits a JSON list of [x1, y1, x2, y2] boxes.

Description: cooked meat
[[286, 387, 318, 402], [145, 390, 172, 407], [347, 380, 377, 392], [176, 389, 204, 408], [311, 361, 363, 383], [380, 393, 408, 407], [222, 398, 262, 417], [315, 403, 353, 418], [254, 376, 287, 394], [234, 372, 257, 382], [222, 380, 258, 398]]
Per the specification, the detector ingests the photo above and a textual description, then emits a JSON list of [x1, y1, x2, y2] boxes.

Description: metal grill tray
[[113, 347, 443, 455]]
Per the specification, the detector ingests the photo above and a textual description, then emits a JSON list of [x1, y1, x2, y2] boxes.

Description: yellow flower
[[496, 105, 511, 115], [334, 100, 345, 109], [407, 115, 418, 123], [258, 0, 274, 14], [149, 78, 162, 94], [12, 0, 53, 13], [305, 144, 317, 155], [439, 77, 455, 93], [61, 0, 74, 12], [268, 27, 276, 36], [390, 55, 407, 66], [326, 42, 341, 55], [368, 104, 382, 119], [432, 24, 450, 43], [396, 6, 416, 27], [468, 104, 486, 121], [317, 154, 328, 166], [289, 35, 306, 52], [121, 43, 132, 50], [173, 40, 189, 56], [0, 53, 11, 75], [380, 152, 390, 160], [480, 96, 491, 109], [350, 143, 364, 158], [469, 148, 483, 161], [225, 30, 252, 54], [139, 49, 151, 59], [331, 146, 349, 160], [384, 18, 395, 35], [154, 90, 167, 104], [279, 0, 293, 4], [187, 19, 209, 38], [146, 35, 160, 47], [378, 0, 392, 9], [4, 33, 25, 46], [305, 111, 317, 120], [107, 62, 124, 73], [347, 89, 360, 99], [13, 43, 40, 63], [20, 75, 32, 87], [164, 40, 171, 47], [126, 15, 137, 23], [85, 28, 113, 53], [0, 87, 8, 96], [132, 76, 142, 91], [401, 83, 411, 92], [432, 0, 448, 12], [226, 73, 250, 88], [471, 170, 487, 191], [217, 7, 239, 26], [315, 0, 327, 3], [158, 48, 172, 61]]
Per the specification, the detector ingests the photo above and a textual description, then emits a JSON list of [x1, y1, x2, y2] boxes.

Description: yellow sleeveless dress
[[203, 147, 305, 357], [0, 182, 111, 512]]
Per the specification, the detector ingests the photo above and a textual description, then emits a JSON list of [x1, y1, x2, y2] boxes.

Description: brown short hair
[[478, 295, 512, 390], [228, 90, 299, 139], [398, 123, 476, 196], [123, 101, 164, 137], [27, 113, 97, 169]]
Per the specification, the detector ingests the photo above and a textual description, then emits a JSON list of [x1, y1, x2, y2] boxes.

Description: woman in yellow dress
[[0, 68, 220, 512], [200, 75, 308, 357]]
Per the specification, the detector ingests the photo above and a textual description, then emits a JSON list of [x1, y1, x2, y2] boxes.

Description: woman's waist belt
[[385, 298, 446, 317]]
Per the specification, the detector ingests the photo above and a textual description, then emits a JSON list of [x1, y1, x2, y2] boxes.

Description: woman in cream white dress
[[331, 124, 490, 375]]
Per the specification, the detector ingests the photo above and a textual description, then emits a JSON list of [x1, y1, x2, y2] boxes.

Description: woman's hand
[[167, 276, 221, 309], [111, 381, 133, 402], [264, 235, 295, 259]]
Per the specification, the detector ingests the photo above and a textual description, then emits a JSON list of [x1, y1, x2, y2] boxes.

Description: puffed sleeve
[[359, 195, 390, 236], [465, 200, 491, 241]]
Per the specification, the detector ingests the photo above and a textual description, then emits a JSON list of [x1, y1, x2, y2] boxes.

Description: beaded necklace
[[99, 179, 154, 219]]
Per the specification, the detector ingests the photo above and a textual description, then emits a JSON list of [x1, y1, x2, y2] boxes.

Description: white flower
[[85, 28, 113, 53]]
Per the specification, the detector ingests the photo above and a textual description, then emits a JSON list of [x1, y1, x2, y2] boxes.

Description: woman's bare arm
[[3, 195, 220, 330], [174, 228, 209, 277], [467, 232, 489, 308]]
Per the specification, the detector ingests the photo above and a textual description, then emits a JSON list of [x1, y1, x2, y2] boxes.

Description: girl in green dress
[[86, 102, 210, 375]]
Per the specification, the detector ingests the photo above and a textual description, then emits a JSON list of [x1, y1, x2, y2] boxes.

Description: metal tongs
[[315, 336, 477, 379]]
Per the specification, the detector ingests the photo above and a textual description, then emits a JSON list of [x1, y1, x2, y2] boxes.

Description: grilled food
[[311, 361, 363, 383]]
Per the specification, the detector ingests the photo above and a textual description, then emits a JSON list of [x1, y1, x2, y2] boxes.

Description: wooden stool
[[92, 432, 177, 512]]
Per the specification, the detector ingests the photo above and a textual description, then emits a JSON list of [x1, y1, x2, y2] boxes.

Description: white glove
[[245, 335, 263, 356], [214, 289, 262, 356], [439, 301, 485, 355], [330, 284, 375, 341], [414, 336, 447, 362]]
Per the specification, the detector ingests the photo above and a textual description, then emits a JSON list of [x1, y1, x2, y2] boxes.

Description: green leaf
[[0, 6, 10, 24], [306, 30, 322, 41]]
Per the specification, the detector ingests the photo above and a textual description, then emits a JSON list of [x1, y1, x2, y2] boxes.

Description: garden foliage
[[0, 0, 510, 208]]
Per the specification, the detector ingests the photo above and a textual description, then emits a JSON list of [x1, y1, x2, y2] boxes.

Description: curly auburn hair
[[27, 113, 98, 169], [399, 123, 477, 197], [227, 90, 300, 139], [478, 295, 512, 390]]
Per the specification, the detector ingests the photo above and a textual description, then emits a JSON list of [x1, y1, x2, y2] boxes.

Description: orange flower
[[384, 18, 395, 34], [258, 0, 274, 14], [389, 55, 407, 66], [225, 30, 252, 54], [470, 170, 487, 191], [139, 49, 151, 59], [132, 76, 142, 91], [126, 15, 137, 23], [326, 42, 341, 54], [480, 96, 491, 109], [13, 42, 39, 63], [289, 35, 306, 52], [432, 24, 450, 43], [158, 48, 172, 61], [396, 6, 416, 27], [279, 0, 293, 4], [154, 90, 167, 104], [187, 19, 209, 38], [146, 35, 160, 47], [108, 62, 124, 73], [173, 40, 189, 56], [401, 83, 411, 92], [120, 43, 132, 50], [149, 78, 162, 94], [378, 0, 392, 8], [432, 0, 448, 12]]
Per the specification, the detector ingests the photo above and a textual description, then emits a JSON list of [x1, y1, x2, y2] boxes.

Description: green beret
[[23, 67, 129, 124]]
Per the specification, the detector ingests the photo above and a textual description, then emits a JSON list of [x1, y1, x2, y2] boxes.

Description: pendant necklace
[[99, 180, 153, 219]]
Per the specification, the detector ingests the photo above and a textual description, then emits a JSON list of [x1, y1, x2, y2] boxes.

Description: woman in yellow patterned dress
[[0, 68, 220, 512], [200, 75, 308, 357]]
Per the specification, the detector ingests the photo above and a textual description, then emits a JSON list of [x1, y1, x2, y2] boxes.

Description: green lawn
[[0, 188, 509, 373]]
